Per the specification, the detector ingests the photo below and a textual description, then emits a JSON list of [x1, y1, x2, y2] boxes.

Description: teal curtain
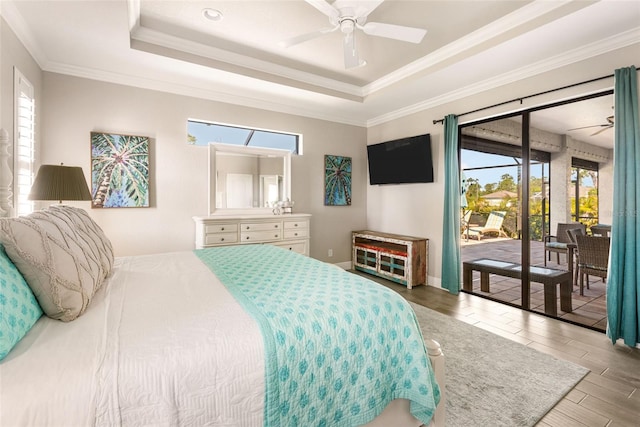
[[607, 66, 640, 346], [441, 114, 461, 294]]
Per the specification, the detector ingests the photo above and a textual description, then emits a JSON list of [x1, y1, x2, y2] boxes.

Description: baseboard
[[333, 261, 352, 270]]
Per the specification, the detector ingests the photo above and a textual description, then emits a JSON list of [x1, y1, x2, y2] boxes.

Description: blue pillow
[[0, 244, 43, 360]]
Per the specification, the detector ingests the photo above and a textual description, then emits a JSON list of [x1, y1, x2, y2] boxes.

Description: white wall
[[1, 16, 43, 217], [367, 44, 640, 287], [38, 72, 367, 260]]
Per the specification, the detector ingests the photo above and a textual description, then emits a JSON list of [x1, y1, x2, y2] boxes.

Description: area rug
[[409, 302, 589, 427]]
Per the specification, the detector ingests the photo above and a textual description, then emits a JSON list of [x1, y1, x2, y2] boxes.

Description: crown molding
[[363, 0, 573, 96], [1, 0, 48, 70], [42, 61, 367, 128], [130, 24, 365, 100], [366, 28, 639, 127]]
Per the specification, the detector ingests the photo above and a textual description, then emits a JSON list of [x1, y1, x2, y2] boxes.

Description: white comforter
[[1, 251, 265, 426]]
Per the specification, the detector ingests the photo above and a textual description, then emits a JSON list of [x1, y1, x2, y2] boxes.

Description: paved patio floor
[[461, 237, 607, 332]]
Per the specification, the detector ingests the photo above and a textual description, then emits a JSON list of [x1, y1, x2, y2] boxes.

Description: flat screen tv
[[367, 134, 434, 185]]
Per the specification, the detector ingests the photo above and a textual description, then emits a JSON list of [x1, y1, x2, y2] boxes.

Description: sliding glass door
[[461, 91, 613, 330]]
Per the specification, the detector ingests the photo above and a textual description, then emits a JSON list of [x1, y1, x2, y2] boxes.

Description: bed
[[0, 206, 445, 426]]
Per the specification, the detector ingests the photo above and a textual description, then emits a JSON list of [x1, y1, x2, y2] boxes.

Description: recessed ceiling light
[[202, 8, 223, 22]]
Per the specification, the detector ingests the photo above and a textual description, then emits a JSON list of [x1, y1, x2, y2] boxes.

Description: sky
[[461, 149, 545, 187], [187, 120, 298, 152]]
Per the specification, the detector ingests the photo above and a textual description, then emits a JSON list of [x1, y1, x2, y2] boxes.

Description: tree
[[497, 173, 517, 191]]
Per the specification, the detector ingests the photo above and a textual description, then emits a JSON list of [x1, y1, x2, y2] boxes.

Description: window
[[570, 158, 599, 227], [14, 69, 35, 216], [187, 120, 300, 154]]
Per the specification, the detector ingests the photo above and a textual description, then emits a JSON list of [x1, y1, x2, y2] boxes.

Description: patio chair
[[467, 211, 507, 240], [566, 227, 586, 287], [590, 224, 611, 237], [461, 209, 472, 241], [574, 235, 610, 296], [544, 222, 585, 267]]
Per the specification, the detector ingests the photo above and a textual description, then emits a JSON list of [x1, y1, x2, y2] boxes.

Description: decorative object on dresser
[[324, 155, 352, 206], [90, 132, 149, 208], [352, 230, 428, 289], [193, 213, 311, 255]]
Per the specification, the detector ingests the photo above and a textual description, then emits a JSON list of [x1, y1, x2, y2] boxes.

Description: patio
[[461, 237, 607, 332]]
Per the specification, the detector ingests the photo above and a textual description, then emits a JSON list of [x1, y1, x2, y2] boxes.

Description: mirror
[[208, 143, 291, 215]]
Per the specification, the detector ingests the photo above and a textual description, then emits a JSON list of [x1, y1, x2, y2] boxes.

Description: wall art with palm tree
[[324, 155, 352, 206], [91, 132, 149, 208]]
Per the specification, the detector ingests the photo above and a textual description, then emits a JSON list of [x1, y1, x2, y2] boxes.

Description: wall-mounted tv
[[367, 134, 434, 185]]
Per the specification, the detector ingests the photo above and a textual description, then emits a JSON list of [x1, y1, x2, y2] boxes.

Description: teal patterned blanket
[[195, 245, 440, 427]]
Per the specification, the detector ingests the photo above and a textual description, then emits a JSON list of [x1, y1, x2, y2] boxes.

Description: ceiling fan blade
[[305, 0, 340, 20], [360, 22, 427, 43], [591, 125, 613, 136], [343, 33, 364, 69], [279, 25, 338, 48], [567, 124, 609, 131]]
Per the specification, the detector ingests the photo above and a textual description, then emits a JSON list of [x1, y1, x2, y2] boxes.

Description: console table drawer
[[241, 230, 282, 242], [205, 232, 238, 245], [205, 223, 238, 234], [241, 222, 282, 232]]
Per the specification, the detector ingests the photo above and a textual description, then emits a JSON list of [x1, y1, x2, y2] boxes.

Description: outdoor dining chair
[[574, 235, 610, 296], [544, 222, 585, 267]]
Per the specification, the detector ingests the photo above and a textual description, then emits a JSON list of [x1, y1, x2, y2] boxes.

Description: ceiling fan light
[[340, 19, 355, 34], [202, 8, 223, 22]]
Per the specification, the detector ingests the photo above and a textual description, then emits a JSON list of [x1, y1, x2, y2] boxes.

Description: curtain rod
[[432, 72, 620, 125]]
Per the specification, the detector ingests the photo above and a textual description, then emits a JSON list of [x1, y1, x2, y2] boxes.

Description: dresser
[[193, 214, 311, 256]]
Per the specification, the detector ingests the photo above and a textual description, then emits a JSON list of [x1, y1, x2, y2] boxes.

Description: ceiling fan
[[279, 0, 427, 69], [567, 115, 614, 136]]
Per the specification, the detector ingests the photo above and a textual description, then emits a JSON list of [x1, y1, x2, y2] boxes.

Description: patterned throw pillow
[[48, 205, 114, 277], [0, 207, 109, 322], [0, 244, 43, 360]]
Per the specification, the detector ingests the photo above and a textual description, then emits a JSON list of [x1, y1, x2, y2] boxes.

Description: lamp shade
[[28, 164, 92, 202]]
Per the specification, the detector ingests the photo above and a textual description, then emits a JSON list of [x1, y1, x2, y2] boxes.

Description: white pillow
[[0, 207, 110, 321]]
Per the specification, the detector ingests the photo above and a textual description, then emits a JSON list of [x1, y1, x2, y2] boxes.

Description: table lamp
[[28, 164, 92, 204]]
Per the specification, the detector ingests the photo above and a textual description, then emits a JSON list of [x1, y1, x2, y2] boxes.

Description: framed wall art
[[324, 155, 352, 206], [91, 132, 149, 208]]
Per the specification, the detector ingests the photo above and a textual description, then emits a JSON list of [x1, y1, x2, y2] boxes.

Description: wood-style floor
[[363, 273, 640, 427]]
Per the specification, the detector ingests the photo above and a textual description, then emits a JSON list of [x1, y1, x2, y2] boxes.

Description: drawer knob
[[221, 238, 225, 242], [275, 224, 279, 228], [246, 226, 250, 230], [246, 236, 250, 240], [294, 233, 298, 236], [294, 223, 298, 227], [221, 227, 224, 231]]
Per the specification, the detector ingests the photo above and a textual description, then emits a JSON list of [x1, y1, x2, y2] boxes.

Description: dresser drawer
[[273, 241, 307, 255], [284, 228, 308, 239], [284, 220, 309, 230], [205, 232, 238, 245], [241, 221, 282, 232], [205, 223, 238, 234], [241, 230, 283, 243]]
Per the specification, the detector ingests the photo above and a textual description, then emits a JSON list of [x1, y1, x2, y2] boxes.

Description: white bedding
[[1, 250, 441, 426], [1, 251, 265, 426]]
